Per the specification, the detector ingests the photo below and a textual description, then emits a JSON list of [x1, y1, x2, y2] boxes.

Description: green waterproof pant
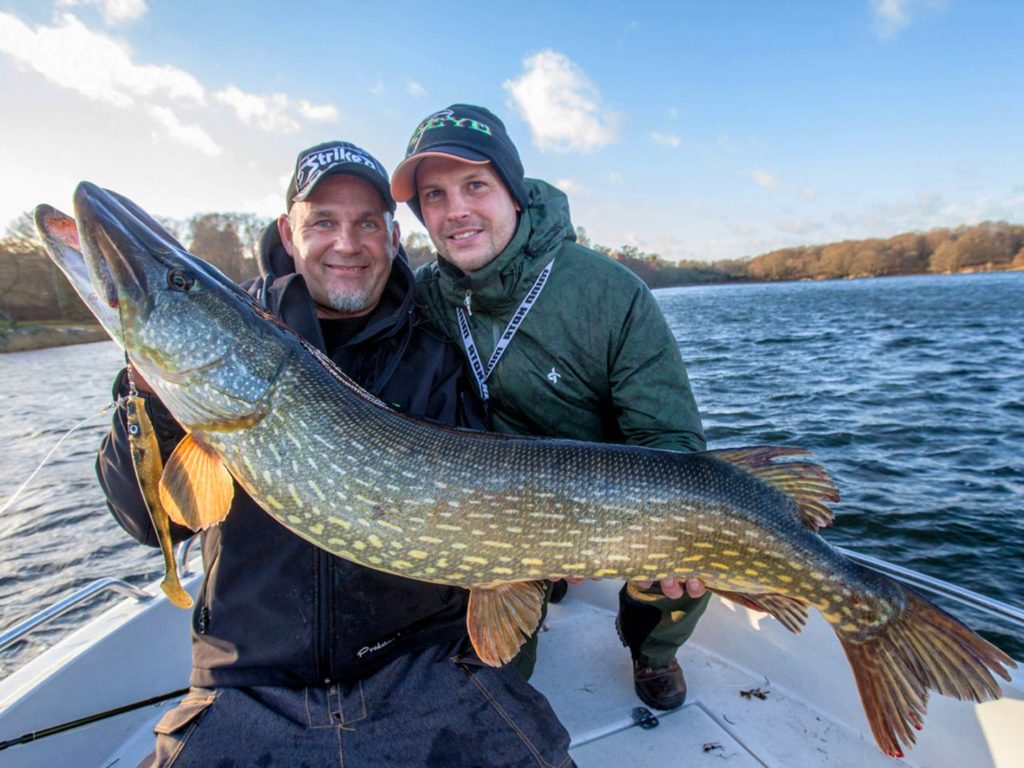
[[509, 581, 711, 679]]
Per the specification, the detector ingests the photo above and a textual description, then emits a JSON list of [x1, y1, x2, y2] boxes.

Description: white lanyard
[[456, 259, 554, 402]]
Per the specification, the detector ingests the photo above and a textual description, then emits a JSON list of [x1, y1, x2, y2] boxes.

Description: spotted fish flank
[[36, 183, 1016, 760]]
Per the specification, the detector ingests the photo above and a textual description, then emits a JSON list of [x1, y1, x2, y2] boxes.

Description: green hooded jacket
[[414, 178, 705, 453]]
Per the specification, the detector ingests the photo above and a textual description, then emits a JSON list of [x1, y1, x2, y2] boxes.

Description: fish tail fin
[[837, 585, 1016, 757]]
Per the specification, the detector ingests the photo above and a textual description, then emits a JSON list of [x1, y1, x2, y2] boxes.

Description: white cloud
[[752, 170, 780, 189], [146, 105, 221, 156], [554, 178, 586, 195], [503, 50, 619, 153], [871, 0, 912, 37], [406, 80, 426, 97], [57, 0, 148, 25], [213, 86, 337, 133], [650, 131, 681, 148], [0, 13, 204, 107], [870, 0, 945, 38]]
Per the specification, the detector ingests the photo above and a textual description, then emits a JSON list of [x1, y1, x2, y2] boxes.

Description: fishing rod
[[0, 687, 189, 751], [0, 398, 124, 516]]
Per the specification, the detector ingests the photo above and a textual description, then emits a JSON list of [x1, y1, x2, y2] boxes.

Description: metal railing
[[0, 539, 199, 654], [0, 578, 153, 653], [839, 546, 1024, 627]]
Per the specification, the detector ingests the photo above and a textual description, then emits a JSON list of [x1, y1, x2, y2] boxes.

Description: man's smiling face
[[415, 156, 520, 273], [279, 174, 399, 318]]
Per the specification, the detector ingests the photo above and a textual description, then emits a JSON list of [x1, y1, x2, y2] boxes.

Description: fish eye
[[167, 269, 195, 292]]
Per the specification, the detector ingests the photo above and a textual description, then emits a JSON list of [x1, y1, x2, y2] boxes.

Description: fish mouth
[[72, 181, 183, 314], [33, 203, 123, 341]]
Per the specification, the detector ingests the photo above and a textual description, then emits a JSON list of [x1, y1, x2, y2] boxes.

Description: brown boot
[[632, 658, 686, 711]]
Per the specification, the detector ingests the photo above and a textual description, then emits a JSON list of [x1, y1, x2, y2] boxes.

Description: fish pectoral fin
[[707, 446, 839, 530], [466, 581, 547, 667], [712, 589, 809, 634], [159, 433, 234, 530]]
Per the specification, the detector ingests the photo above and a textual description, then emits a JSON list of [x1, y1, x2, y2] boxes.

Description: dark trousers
[[510, 581, 711, 678], [144, 641, 575, 768]]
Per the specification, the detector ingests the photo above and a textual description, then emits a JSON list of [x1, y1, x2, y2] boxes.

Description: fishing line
[[0, 397, 125, 516]]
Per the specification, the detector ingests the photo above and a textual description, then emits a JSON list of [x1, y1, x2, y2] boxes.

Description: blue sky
[[1, 0, 1021, 261]]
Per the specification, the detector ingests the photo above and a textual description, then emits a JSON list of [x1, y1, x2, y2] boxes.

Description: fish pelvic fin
[[707, 446, 838, 530], [467, 581, 547, 667], [712, 589, 809, 634], [159, 433, 234, 531], [837, 584, 1017, 758]]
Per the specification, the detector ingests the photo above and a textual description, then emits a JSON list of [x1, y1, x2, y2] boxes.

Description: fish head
[[71, 181, 289, 430], [33, 204, 123, 344]]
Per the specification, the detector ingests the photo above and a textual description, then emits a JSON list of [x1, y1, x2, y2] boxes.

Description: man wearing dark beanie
[[392, 104, 710, 713]]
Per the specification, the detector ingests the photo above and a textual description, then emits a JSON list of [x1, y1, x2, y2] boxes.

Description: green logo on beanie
[[407, 108, 493, 153]]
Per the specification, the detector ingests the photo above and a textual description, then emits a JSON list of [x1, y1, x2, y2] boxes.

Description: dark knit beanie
[[391, 104, 527, 221]]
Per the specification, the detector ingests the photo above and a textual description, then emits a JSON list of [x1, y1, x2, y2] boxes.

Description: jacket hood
[[435, 178, 576, 313]]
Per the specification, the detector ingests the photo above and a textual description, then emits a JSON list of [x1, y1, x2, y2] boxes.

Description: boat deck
[[534, 589, 900, 768], [1, 577, 1020, 767]]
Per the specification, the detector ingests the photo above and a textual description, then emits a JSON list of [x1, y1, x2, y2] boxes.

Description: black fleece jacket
[[96, 225, 486, 687]]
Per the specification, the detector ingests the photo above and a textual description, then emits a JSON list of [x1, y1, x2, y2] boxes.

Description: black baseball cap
[[391, 104, 527, 217], [286, 141, 396, 213]]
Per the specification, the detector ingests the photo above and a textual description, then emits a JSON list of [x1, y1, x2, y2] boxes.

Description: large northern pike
[[36, 183, 1015, 758]]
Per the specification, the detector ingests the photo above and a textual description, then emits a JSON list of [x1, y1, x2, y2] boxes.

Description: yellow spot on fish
[[436, 524, 463, 532], [287, 485, 302, 506], [265, 495, 285, 510], [353, 541, 366, 551], [482, 540, 513, 549], [418, 536, 442, 545], [681, 555, 704, 562], [287, 515, 303, 525], [821, 612, 841, 623], [722, 550, 740, 556], [561, 563, 585, 571], [367, 535, 383, 549], [491, 567, 514, 575], [392, 560, 413, 570], [778, 574, 793, 583], [521, 558, 543, 566], [308, 523, 324, 536], [595, 568, 620, 577], [409, 550, 429, 560], [464, 556, 488, 565], [710, 562, 730, 570], [694, 542, 713, 549], [744, 568, 759, 576], [810, 571, 826, 581], [840, 623, 859, 632]]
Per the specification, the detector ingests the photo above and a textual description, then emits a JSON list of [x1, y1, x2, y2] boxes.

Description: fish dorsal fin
[[707, 446, 838, 530], [467, 581, 547, 667], [711, 588, 810, 634], [159, 433, 234, 531]]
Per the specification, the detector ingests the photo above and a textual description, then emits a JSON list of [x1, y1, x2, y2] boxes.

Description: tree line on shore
[[2, 211, 1022, 324]]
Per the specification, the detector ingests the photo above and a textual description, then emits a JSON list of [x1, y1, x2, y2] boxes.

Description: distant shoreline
[[2, 267, 1019, 353], [0, 323, 110, 353]]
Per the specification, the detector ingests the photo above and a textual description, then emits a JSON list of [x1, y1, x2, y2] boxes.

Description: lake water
[[1, 271, 1021, 679]]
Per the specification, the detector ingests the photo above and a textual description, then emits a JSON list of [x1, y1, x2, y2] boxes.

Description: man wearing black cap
[[97, 140, 575, 766], [392, 105, 710, 712]]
